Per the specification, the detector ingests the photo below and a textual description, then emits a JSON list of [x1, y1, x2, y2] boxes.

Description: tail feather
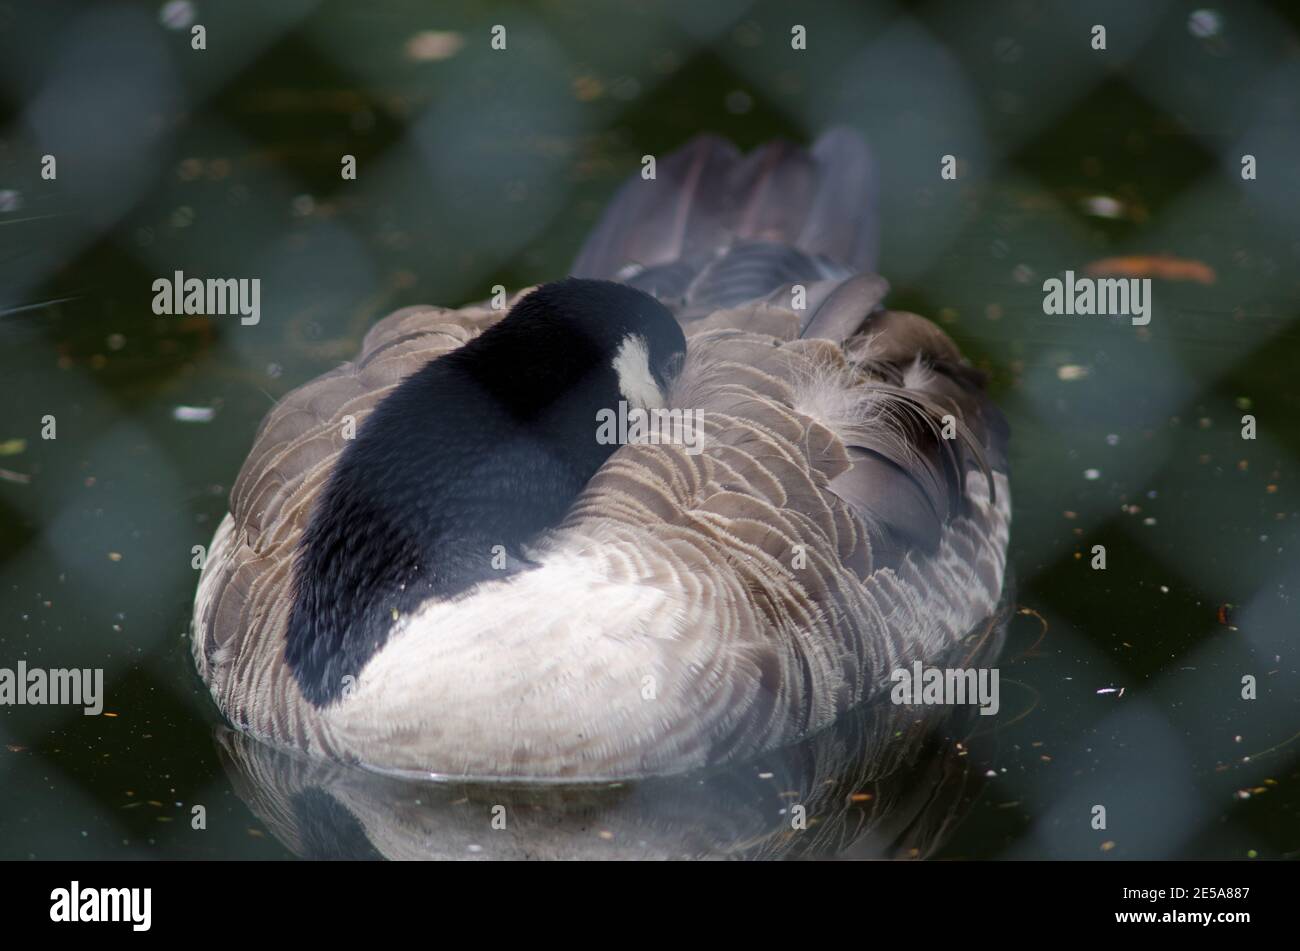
[[801, 127, 880, 271], [572, 127, 879, 317], [570, 134, 742, 282], [794, 273, 890, 342]]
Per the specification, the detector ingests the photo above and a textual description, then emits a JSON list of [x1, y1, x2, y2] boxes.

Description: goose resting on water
[[191, 128, 1011, 780]]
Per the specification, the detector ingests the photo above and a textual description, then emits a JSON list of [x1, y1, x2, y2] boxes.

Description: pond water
[[1, 0, 1297, 859]]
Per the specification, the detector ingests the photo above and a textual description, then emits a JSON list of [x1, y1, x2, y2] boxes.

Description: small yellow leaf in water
[[1057, 364, 1089, 382], [404, 31, 464, 62]]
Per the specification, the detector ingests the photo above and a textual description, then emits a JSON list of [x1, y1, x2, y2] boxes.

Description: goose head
[[284, 278, 685, 708], [472, 277, 686, 415]]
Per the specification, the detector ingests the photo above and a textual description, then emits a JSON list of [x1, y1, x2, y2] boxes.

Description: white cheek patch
[[612, 334, 665, 410]]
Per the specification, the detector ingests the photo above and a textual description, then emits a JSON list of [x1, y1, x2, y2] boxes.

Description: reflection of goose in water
[[216, 606, 1010, 860], [192, 128, 1012, 780]]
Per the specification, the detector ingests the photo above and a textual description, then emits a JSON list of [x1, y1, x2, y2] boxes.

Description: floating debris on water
[[159, 0, 195, 31], [1057, 364, 1089, 381], [1188, 9, 1223, 39], [172, 405, 216, 423], [1081, 195, 1124, 219], [1083, 468, 1101, 480], [1085, 254, 1216, 284], [404, 30, 465, 62]]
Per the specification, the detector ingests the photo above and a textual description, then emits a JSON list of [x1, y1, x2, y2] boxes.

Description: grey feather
[[190, 131, 1010, 780]]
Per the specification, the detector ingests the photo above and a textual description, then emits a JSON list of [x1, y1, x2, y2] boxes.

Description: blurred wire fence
[[0, 0, 1298, 857]]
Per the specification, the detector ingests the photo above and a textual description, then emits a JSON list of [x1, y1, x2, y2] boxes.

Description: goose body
[[192, 129, 1011, 780]]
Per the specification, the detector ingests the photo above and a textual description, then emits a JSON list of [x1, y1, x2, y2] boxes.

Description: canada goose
[[192, 127, 1011, 781]]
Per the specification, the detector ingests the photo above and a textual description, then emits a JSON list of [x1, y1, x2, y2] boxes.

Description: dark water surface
[[1, 0, 1298, 858]]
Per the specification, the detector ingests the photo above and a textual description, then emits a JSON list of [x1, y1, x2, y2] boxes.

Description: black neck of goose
[[284, 288, 657, 708]]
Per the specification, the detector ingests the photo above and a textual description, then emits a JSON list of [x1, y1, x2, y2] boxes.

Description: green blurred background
[[1, 0, 1298, 858]]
